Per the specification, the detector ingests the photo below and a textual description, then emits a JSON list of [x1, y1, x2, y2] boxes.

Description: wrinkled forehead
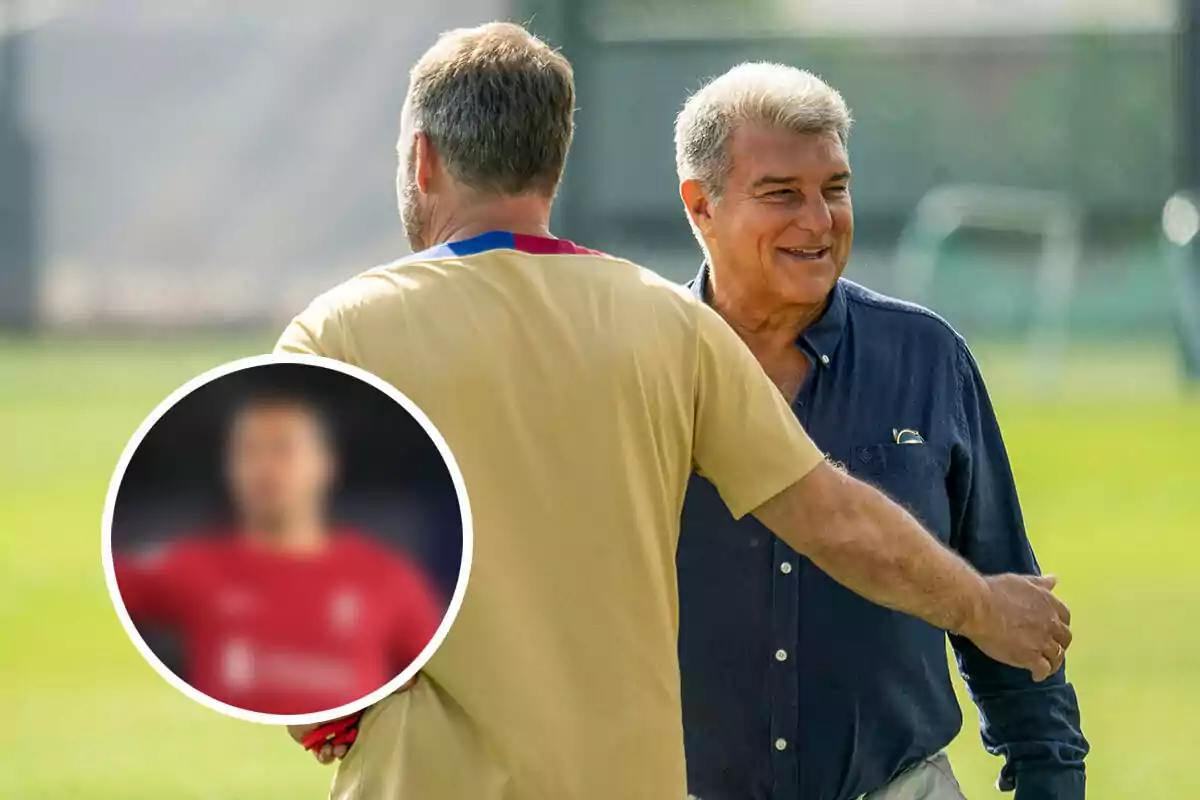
[[727, 125, 850, 186]]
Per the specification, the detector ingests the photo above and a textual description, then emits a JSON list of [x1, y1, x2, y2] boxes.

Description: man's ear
[[413, 131, 437, 193], [680, 178, 715, 237]]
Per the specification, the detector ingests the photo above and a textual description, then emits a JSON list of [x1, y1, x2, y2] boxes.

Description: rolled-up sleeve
[[274, 289, 351, 359], [946, 341, 1088, 799]]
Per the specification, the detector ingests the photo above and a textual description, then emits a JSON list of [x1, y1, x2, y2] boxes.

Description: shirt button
[[775, 738, 788, 751], [779, 562, 793, 575], [820, 354, 830, 365], [775, 649, 788, 662]]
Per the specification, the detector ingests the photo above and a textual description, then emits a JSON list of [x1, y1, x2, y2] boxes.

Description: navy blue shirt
[[677, 268, 1087, 800]]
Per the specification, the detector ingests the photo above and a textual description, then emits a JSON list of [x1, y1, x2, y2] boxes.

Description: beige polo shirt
[[275, 231, 823, 800]]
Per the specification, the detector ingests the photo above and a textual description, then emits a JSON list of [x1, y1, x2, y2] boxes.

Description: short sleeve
[[113, 541, 188, 625], [691, 302, 824, 519], [274, 293, 347, 358]]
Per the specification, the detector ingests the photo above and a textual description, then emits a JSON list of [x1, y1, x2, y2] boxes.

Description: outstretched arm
[[750, 461, 1070, 681], [688, 300, 1072, 682]]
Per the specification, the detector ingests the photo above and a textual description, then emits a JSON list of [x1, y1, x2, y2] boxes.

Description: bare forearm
[[753, 462, 987, 633]]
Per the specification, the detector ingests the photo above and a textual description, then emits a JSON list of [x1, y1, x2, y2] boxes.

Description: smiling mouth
[[778, 246, 831, 261]]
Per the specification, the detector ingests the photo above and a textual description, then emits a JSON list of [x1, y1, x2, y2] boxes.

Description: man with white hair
[[277, 26, 1072, 799], [674, 63, 1087, 800]]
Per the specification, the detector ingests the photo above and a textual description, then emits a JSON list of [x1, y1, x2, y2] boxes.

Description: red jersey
[[114, 529, 444, 715]]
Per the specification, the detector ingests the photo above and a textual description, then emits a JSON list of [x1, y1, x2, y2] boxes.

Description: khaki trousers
[[861, 752, 967, 800], [687, 751, 966, 800]]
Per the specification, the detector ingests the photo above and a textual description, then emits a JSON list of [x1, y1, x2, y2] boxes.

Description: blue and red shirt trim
[[410, 231, 607, 261]]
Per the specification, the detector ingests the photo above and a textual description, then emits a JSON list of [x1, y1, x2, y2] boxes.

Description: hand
[[288, 718, 355, 765], [287, 675, 419, 764], [958, 574, 1072, 681]]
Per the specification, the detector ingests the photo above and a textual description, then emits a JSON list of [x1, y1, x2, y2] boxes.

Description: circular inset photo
[[101, 354, 472, 725]]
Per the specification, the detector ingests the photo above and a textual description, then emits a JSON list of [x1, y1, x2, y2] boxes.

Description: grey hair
[[403, 22, 575, 197], [675, 63, 853, 199]]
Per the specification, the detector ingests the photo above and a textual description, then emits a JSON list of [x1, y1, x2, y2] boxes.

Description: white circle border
[[100, 353, 474, 726]]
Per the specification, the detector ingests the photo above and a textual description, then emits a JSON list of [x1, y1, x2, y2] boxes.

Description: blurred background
[[0, 0, 1196, 797]]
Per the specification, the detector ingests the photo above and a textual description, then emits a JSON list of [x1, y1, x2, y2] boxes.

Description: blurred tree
[[1181, 0, 1200, 380], [1185, 0, 1199, 192], [582, 0, 781, 40], [0, 0, 37, 331]]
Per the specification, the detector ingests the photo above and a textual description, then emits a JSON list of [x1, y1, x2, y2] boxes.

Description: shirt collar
[[408, 231, 604, 261], [688, 262, 848, 369]]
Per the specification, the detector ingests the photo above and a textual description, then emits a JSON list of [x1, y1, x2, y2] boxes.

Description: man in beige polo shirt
[[275, 22, 1071, 800]]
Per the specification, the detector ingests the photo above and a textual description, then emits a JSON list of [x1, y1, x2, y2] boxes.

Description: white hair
[[674, 62, 853, 199]]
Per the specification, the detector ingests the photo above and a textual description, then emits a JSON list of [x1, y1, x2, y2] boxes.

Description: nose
[[794, 195, 833, 236]]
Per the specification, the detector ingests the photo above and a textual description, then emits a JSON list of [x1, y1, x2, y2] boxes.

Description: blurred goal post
[[893, 184, 1083, 386], [1161, 191, 1200, 383]]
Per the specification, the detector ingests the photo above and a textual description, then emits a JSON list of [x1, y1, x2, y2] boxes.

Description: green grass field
[[1, 337, 1196, 799]]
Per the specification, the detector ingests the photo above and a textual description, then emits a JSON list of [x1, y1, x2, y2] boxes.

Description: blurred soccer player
[[114, 393, 444, 716], [276, 22, 1071, 800]]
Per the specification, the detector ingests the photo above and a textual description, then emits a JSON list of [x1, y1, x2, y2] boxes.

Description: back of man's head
[[404, 22, 575, 199]]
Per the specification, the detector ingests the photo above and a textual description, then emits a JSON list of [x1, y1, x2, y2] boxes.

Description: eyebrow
[[750, 171, 852, 189]]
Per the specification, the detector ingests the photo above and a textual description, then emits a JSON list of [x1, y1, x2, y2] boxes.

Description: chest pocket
[[847, 443, 953, 544]]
